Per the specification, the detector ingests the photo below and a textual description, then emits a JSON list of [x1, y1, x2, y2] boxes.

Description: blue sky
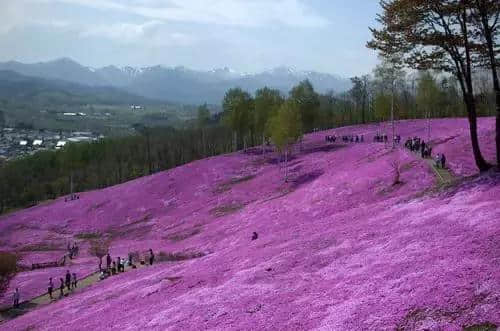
[[0, 0, 381, 76]]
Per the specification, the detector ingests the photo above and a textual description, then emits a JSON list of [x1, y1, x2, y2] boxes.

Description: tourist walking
[[149, 249, 155, 266], [12, 288, 20, 308], [65, 270, 71, 291], [48, 278, 54, 299]]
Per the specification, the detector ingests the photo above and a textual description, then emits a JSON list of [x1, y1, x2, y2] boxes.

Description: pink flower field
[[0, 118, 499, 330]]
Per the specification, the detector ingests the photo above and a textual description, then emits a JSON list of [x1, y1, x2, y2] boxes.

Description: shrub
[[0, 251, 18, 295], [156, 251, 206, 262], [88, 239, 111, 269], [75, 232, 102, 240]]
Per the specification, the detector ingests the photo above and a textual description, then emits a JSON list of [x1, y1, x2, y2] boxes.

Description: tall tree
[[254, 87, 284, 151], [470, 0, 500, 165], [350, 76, 370, 124], [417, 71, 442, 141], [368, 0, 492, 171], [222, 88, 254, 151], [196, 103, 211, 129], [269, 100, 303, 182], [289, 80, 320, 133]]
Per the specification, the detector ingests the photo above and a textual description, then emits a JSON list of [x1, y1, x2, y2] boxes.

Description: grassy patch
[[157, 250, 206, 262], [19, 242, 65, 252], [214, 175, 256, 193], [74, 232, 102, 240], [164, 227, 202, 242], [86, 200, 110, 213], [464, 323, 498, 331], [209, 203, 246, 217]]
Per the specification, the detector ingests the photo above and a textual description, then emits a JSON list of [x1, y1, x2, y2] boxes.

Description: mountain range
[[0, 58, 352, 105]]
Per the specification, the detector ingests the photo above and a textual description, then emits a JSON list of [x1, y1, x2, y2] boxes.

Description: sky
[[0, 0, 382, 77]]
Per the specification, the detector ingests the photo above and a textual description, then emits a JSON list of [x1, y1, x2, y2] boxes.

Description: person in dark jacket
[[149, 249, 155, 265], [106, 253, 112, 270], [65, 270, 71, 291], [59, 278, 64, 298], [48, 278, 54, 299]]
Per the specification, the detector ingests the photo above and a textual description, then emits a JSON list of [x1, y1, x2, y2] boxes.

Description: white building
[[55, 141, 67, 149], [33, 139, 43, 146], [19, 140, 28, 146]]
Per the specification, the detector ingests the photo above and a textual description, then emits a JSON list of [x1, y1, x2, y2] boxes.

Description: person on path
[[12, 288, 20, 308], [72, 273, 77, 289], [48, 278, 54, 299], [149, 249, 155, 266], [59, 278, 64, 298], [65, 270, 71, 291]]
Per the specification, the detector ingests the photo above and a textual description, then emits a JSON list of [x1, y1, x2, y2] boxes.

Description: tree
[[416, 71, 442, 140], [254, 87, 284, 151], [268, 100, 303, 182], [222, 88, 254, 151], [368, 0, 492, 171], [373, 57, 406, 147], [350, 76, 370, 124], [196, 103, 211, 129], [88, 238, 110, 271], [289, 80, 320, 133], [470, 0, 500, 165]]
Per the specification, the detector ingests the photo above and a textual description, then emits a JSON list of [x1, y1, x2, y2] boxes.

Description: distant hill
[[0, 59, 352, 104], [0, 70, 159, 106]]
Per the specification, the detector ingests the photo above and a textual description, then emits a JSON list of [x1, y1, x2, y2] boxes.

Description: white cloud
[[32, 0, 330, 28], [80, 21, 161, 42], [79, 21, 195, 46]]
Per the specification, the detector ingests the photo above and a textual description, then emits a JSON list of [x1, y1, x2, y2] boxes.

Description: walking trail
[[0, 262, 149, 324]]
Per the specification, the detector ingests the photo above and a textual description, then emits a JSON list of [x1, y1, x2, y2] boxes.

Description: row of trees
[[221, 81, 320, 151], [368, 0, 499, 171], [0, 125, 235, 213]]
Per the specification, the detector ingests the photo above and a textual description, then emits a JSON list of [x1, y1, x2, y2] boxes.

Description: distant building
[[33, 139, 43, 146], [63, 113, 77, 116], [72, 131, 92, 137], [130, 105, 143, 110], [67, 136, 92, 143], [56, 141, 67, 149], [19, 140, 28, 146]]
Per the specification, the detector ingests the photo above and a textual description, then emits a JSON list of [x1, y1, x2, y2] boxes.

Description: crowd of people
[[374, 133, 388, 143], [324, 135, 336, 143], [404, 137, 433, 159], [11, 248, 156, 309], [99, 249, 155, 281], [64, 194, 80, 202], [404, 136, 446, 168], [325, 134, 366, 144], [67, 242, 79, 260]]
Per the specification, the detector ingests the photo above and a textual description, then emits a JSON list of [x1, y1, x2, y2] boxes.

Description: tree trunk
[[466, 98, 491, 172], [477, 1, 500, 167]]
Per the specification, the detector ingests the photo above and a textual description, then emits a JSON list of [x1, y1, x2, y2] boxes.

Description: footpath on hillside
[[0, 262, 149, 324]]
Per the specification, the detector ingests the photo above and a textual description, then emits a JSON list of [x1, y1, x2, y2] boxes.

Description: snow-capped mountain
[[0, 58, 352, 104]]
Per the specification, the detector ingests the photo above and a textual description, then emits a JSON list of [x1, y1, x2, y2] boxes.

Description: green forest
[[0, 64, 496, 214]]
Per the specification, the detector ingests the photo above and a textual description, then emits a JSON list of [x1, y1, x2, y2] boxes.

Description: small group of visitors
[[342, 135, 364, 143]]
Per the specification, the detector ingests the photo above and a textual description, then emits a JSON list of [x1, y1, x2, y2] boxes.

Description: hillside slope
[[0, 118, 498, 330]]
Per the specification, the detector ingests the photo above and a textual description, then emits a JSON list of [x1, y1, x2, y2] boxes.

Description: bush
[[156, 251, 206, 262], [0, 251, 18, 295]]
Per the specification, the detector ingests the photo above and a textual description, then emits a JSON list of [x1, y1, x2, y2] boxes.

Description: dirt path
[[0, 262, 148, 324]]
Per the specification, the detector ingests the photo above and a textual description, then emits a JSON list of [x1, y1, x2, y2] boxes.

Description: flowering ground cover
[[0, 118, 498, 330]]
